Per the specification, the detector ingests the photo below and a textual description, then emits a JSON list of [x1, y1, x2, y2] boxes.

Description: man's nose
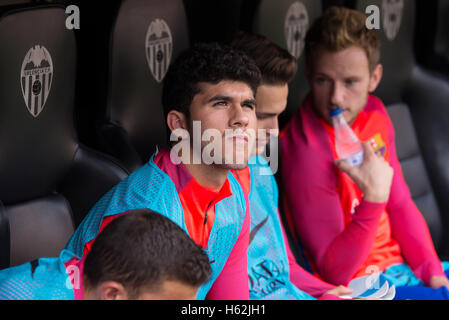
[[261, 117, 279, 133], [230, 104, 249, 128], [330, 82, 345, 107], [270, 117, 279, 132]]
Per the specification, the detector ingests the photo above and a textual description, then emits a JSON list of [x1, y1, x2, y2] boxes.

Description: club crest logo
[[382, 0, 404, 41], [20, 45, 54, 118], [145, 18, 173, 83], [284, 1, 309, 59], [369, 133, 386, 158]]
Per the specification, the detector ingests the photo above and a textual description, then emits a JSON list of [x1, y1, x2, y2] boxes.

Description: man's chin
[[216, 162, 248, 171], [254, 144, 267, 156]]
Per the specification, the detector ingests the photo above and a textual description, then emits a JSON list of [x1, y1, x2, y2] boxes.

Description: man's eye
[[213, 101, 228, 107], [315, 77, 328, 84], [346, 79, 357, 86], [243, 104, 255, 110], [257, 114, 275, 120]]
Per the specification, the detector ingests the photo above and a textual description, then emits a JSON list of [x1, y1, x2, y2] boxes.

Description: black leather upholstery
[[0, 5, 129, 269], [97, 0, 190, 172], [415, 0, 449, 79], [7, 195, 75, 267], [0, 202, 10, 270], [323, 0, 348, 10], [353, 0, 449, 255], [387, 104, 442, 248], [0, 7, 77, 203], [403, 67, 449, 257], [432, 0, 449, 76], [184, 0, 242, 43], [58, 145, 130, 227], [433, 0, 449, 58]]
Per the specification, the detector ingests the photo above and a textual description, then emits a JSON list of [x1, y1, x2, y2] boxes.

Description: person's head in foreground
[[230, 31, 298, 155], [305, 6, 383, 126], [162, 42, 261, 178], [83, 209, 212, 300]]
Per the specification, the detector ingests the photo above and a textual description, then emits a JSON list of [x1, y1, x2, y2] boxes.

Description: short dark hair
[[305, 6, 381, 73], [162, 42, 262, 120], [83, 209, 211, 298], [229, 31, 298, 85]]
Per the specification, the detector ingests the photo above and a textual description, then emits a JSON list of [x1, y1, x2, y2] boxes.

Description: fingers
[[429, 275, 449, 290], [361, 141, 388, 163], [326, 285, 354, 297], [361, 141, 375, 159], [334, 159, 354, 175], [355, 297, 382, 301], [335, 285, 354, 295], [335, 142, 373, 174]]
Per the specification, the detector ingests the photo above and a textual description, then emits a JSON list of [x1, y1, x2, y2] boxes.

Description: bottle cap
[[329, 107, 343, 117]]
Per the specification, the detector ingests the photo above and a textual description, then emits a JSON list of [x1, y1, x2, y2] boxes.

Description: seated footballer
[[0, 209, 211, 300]]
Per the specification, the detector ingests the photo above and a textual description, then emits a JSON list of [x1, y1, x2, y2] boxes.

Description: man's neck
[[182, 162, 229, 191]]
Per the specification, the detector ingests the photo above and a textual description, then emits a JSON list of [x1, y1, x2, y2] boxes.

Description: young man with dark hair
[[229, 31, 352, 300], [281, 6, 449, 299], [0, 209, 211, 300], [64, 43, 261, 299]]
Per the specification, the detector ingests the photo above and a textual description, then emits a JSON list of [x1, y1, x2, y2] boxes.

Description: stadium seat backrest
[[99, 0, 190, 171], [433, 0, 449, 58], [386, 104, 442, 247], [0, 5, 128, 269], [243, 0, 322, 130], [0, 7, 77, 203], [415, 0, 449, 78]]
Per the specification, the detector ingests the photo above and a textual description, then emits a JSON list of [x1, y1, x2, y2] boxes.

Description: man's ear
[[368, 64, 383, 93], [167, 110, 188, 133], [98, 281, 129, 300]]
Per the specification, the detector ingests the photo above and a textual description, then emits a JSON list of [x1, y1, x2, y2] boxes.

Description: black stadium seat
[[96, 0, 190, 173], [414, 0, 449, 80], [183, 0, 242, 44], [432, 0, 449, 76], [353, 0, 449, 257], [0, 5, 129, 269], [432, 0, 449, 67]]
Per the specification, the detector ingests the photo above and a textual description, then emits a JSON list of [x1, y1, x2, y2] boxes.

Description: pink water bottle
[[330, 107, 364, 167]]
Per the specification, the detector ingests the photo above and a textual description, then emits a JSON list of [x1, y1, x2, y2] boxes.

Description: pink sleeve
[[278, 210, 337, 297], [281, 134, 386, 285], [206, 200, 250, 300], [385, 118, 444, 285], [294, 195, 385, 286]]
